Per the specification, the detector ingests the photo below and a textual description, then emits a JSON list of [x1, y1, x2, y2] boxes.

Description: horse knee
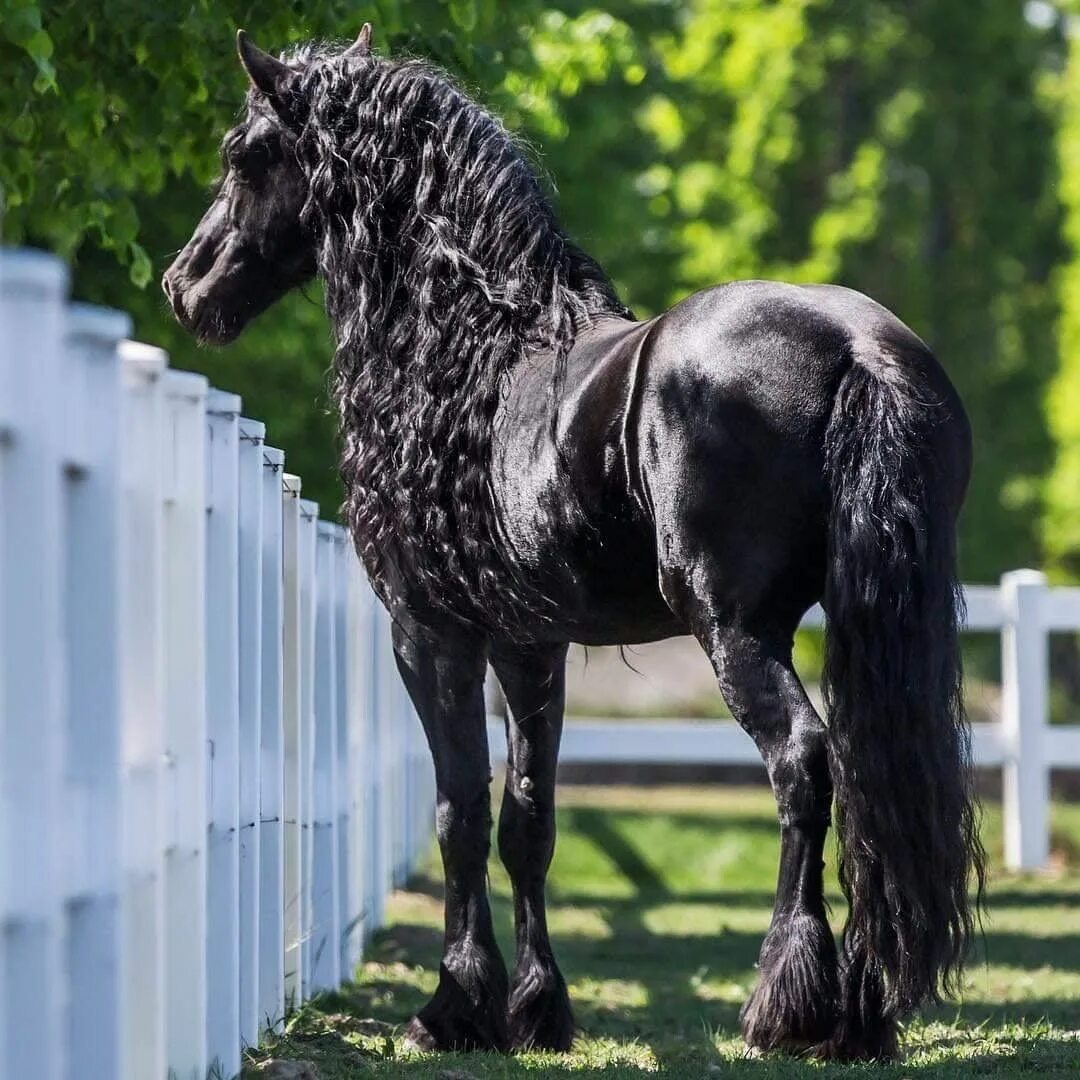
[[436, 783, 492, 861], [707, 629, 828, 813]]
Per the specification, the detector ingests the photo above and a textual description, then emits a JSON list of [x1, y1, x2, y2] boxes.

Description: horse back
[[491, 280, 965, 644]]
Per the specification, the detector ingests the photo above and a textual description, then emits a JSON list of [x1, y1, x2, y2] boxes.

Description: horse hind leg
[[706, 623, 839, 1054]]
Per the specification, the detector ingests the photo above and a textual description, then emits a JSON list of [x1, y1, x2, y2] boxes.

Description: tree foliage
[[1, 0, 1076, 582], [1049, 18, 1080, 579], [1, 0, 540, 510], [1, 0, 532, 272], [500, 0, 1062, 582]]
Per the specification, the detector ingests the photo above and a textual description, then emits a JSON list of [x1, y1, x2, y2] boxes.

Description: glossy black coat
[[164, 36, 979, 1061], [491, 280, 960, 645], [390, 278, 972, 1059]]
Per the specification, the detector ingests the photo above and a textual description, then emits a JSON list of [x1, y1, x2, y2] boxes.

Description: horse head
[[161, 25, 373, 344]]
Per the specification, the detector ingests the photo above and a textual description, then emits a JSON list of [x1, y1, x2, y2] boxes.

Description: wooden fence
[[0, 248, 436, 1080]]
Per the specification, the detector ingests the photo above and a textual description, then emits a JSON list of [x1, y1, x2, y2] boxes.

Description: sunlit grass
[[244, 785, 1080, 1078]]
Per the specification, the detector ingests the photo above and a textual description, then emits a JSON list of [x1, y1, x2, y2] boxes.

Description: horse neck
[[310, 125, 624, 373]]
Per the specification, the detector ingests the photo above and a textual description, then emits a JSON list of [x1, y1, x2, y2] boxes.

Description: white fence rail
[[491, 573, 1080, 874], [0, 249, 436, 1080]]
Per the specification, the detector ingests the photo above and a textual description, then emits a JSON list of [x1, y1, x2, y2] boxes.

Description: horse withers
[[163, 24, 984, 1061]]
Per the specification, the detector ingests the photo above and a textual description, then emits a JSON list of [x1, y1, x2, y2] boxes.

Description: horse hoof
[[807, 1019, 900, 1063], [402, 1010, 510, 1054], [739, 913, 838, 1055], [402, 1015, 440, 1052], [508, 961, 575, 1052]]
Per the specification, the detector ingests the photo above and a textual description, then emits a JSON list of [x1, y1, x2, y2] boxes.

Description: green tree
[[1, 0, 540, 511], [501, 0, 1062, 583], [1, 0, 1070, 587], [1048, 18, 1080, 579]]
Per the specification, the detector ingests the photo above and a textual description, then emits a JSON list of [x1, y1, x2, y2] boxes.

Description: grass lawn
[[245, 785, 1080, 1078]]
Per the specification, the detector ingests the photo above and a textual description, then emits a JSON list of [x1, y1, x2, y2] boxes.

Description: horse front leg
[[491, 640, 574, 1052], [392, 615, 509, 1052]]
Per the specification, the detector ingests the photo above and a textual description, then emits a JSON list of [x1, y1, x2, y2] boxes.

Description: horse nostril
[[162, 271, 188, 322]]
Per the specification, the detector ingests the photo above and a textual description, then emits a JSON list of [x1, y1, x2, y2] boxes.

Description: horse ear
[[344, 22, 373, 58], [236, 29, 289, 96]]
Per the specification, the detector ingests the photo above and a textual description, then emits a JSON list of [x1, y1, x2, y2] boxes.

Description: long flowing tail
[[823, 352, 985, 1055]]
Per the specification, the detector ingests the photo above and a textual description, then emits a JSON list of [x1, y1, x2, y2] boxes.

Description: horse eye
[[229, 154, 256, 183], [230, 143, 274, 184]]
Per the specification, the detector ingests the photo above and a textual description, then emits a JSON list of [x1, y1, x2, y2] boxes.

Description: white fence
[[0, 249, 436, 1080], [490, 572, 1080, 874], [4, 243, 1079, 1077]]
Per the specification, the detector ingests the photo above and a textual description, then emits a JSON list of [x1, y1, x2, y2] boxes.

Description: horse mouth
[[162, 273, 243, 345], [192, 309, 243, 346]]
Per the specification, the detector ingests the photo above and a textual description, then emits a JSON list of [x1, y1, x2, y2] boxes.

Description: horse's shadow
[[263, 802, 1080, 1076]]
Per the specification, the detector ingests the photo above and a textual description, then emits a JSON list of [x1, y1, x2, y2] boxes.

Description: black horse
[[164, 26, 984, 1061]]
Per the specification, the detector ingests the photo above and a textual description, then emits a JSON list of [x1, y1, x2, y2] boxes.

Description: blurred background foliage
[[2, 0, 1079, 588]]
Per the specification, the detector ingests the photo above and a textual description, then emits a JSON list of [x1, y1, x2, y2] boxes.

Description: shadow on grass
[[566, 806, 668, 892], [971, 931, 1080, 973], [978, 887, 1080, 907], [245, 796, 1080, 1077], [247, 983, 1080, 1079]]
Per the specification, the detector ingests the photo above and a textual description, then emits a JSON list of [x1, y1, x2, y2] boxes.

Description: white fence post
[[0, 249, 68, 1080], [281, 473, 304, 1005], [333, 531, 353, 978], [117, 341, 168, 1080], [258, 448, 286, 1033], [205, 389, 242, 1079], [61, 304, 130, 1080], [1001, 569, 1051, 871], [237, 417, 266, 1050], [345, 557, 376, 969], [369, 608, 390, 930], [311, 523, 341, 991], [298, 498, 320, 1000], [161, 370, 209, 1080]]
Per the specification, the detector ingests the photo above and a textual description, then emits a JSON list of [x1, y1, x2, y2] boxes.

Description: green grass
[[244, 786, 1080, 1077]]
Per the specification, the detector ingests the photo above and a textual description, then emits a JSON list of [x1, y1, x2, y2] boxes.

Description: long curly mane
[[277, 43, 626, 632]]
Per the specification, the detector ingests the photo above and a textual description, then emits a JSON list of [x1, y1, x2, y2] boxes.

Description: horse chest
[[492, 367, 680, 645]]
